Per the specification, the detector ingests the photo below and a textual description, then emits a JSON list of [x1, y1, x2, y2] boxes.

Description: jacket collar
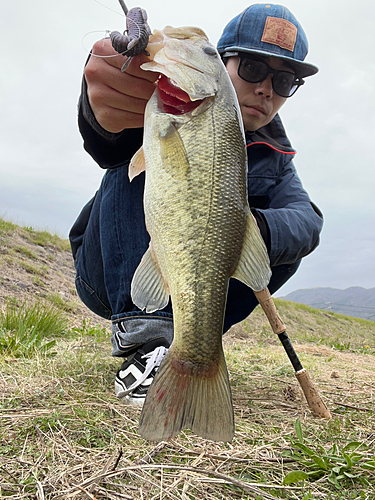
[[246, 114, 296, 155]]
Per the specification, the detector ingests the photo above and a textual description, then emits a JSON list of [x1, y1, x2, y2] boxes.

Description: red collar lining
[[247, 141, 296, 155]]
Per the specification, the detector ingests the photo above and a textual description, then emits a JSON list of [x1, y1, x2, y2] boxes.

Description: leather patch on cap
[[261, 17, 297, 52]]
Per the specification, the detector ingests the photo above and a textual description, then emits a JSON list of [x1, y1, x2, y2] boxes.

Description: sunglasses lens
[[273, 72, 296, 97], [237, 56, 300, 98], [238, 59, 268, 83]]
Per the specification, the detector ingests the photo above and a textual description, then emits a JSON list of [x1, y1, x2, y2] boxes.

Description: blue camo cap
[[217, 3, 318, 78]]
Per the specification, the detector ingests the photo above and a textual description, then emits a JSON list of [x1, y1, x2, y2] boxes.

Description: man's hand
[[84, 38, 159, 132]]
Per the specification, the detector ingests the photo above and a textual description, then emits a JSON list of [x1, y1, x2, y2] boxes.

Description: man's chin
[[243, 111, 275, 132], [243, 117, 264, 132], [242, 111, 265, 132]]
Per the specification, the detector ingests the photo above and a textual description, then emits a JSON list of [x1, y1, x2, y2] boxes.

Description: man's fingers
[[93, 105, 146, 132], [86, 62, 157, 101], [90, 38, 158, 82], [84, 37, 160, 132]]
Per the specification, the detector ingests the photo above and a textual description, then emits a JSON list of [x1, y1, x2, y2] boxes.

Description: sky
[[1, 0, 374, 296]]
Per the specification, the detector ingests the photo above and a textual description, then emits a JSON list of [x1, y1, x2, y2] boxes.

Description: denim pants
[[71, 165, 300, 356]]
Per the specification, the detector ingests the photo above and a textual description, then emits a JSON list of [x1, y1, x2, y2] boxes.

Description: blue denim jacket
[[75, 77, 323, 269]]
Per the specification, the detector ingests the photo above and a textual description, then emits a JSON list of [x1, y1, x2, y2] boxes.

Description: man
[[70, 4, 323, 406]]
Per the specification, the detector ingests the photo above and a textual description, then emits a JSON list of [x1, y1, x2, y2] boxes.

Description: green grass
[[270, 299, 375, 353], [0, 216, 70, 252], [0, 300, 67, 357], [71, 318, 109, 341], [0, 299, 67, 337], [282, 419, 375, 489], [23, 226, 70, 252], [44, 292, 79, 313], [12, 245, 39, 260], [0, 217, 18, 233], [19, 260, 48, 277]]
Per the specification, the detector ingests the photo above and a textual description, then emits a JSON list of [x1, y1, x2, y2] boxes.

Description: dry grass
[[1, 320, 374, 499], [1, 218, 375, 499]]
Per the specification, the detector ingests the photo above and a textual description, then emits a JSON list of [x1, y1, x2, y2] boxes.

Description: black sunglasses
[[232, 53, 304, 98]]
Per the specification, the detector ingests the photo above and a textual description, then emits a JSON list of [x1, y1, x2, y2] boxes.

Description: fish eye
[[203, 46, 217, 56]]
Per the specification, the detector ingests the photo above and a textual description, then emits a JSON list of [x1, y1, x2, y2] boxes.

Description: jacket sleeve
[[254, 155, 323, 267], [78, 74, 144, 169]]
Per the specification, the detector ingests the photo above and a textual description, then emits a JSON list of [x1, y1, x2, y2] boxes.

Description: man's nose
[[254, 74, 273, 98]]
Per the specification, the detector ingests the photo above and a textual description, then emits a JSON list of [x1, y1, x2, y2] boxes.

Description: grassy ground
[[1, 219, 374, 499], [1, 301, 374, 499]]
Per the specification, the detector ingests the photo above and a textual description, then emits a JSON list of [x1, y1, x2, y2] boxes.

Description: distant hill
[[279, 287, 375, 321]]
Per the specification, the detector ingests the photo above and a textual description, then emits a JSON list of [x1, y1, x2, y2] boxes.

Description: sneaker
[[115, 338, 169, 406]]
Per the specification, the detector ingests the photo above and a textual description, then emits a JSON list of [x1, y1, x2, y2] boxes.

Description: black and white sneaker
[[115, 338, 169, 406]]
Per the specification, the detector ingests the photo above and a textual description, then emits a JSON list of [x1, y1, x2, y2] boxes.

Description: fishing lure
[[110, 0, 151, 71]]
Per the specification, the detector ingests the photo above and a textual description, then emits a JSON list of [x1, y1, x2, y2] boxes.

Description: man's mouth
[[245, 104, 267, 117], [158, 75, 204, 115]]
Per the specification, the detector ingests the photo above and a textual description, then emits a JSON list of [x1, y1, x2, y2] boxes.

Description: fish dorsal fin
[[232, 213, 272, 292], [160, 123, 189, 177], [131, 246, 170, 313], [129, 146, 146, 181]]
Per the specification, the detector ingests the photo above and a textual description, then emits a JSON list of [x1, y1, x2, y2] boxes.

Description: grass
[[0, 300, 67, 338], [12, 245, 39, 260], [23, 226, 70, 252], [282, 419, 375, 490], [0, 300, 374, 499], [0, 300, 67, 358], [0, 215, 70, 252], [0, 218, 18, 233], [0, 217, 374, 498], [44, 292, 79, 313], [19, 260, 49, 277]]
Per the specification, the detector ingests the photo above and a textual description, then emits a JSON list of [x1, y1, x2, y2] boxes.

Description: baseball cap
[[217, 4, 318, 78]]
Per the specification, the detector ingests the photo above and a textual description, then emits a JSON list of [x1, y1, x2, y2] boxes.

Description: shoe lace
[[123, 346, 168, 395]]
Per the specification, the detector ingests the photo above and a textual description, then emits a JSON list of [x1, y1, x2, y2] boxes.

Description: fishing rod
[[254, 288, 332, 419]]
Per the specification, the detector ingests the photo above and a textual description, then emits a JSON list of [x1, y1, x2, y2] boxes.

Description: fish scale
[[129, 26, 271, 441]]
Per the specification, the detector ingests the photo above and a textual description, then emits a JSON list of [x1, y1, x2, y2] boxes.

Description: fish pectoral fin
[[139, 347, 234, 442], [131, 246, 169, 313], [129, 146, 146, 181], [232, 212, 272, 292], [160, 123, 189, 176]]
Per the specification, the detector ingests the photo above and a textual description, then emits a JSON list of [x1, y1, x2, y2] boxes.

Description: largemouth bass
[[129, 26, 271, 441]]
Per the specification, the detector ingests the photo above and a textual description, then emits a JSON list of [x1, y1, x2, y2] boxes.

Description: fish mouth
[[157, 75, 206, 115]]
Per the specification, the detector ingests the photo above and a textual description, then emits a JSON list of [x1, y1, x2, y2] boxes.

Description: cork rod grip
[[295, 369, 332, 419], [254, 288, 286, 335]]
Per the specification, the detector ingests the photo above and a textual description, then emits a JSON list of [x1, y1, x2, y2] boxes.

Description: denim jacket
[[75, 76, 323, 268]]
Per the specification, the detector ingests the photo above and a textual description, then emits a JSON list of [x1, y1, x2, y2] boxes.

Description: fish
[[128, 26, 271, 442]]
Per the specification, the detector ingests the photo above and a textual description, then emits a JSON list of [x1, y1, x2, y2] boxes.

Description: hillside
[[0, 217, 107, 329], [1, 217, 375, 499], [280, 286, 375, 321], [2, 217, 375, 341]]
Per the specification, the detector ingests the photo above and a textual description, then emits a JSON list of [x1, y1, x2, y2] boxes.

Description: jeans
[[71, 164, 300, 356]]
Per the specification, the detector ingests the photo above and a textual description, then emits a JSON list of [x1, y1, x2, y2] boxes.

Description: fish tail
[[139, 348, 234, 442]]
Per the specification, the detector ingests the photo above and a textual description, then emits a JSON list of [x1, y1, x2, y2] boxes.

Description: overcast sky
[[1, 0, 374, 296]]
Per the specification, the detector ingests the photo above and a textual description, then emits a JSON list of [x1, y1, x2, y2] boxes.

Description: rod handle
[[254, 288, 286, 335], [295, 369, 332, 419]]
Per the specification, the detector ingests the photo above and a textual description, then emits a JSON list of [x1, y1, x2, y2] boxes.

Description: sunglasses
[[230, 53, 304, 98]]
